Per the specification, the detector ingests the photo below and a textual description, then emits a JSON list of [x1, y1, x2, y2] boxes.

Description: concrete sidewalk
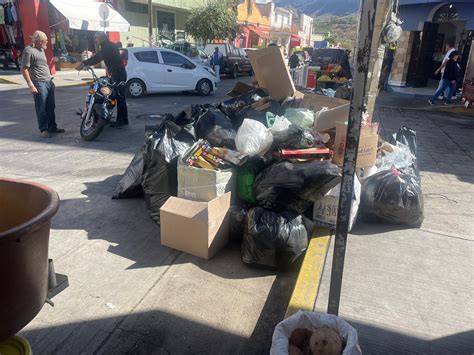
[[0, 68, 106, 91], [316, 95, 474, 354]]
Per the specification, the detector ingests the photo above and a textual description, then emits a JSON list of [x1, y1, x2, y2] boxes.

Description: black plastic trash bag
[[229, 206, 247, 241], [360, 167, 424, 226], [390, 126, 418, 169], [112, 152, 144, 199], [195, 107, 237, 149], [142, 119, 195, 224], [241, 207, 308, 270], [219, 89, 268, 117], [253, 160, 341, 213], [361, 126, 423, 226], [272, 124, 316, 149]]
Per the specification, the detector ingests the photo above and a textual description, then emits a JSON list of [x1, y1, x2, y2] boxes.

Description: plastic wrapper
[[112, 152, 144, 199], [220, 89, 268, 116], [235, 119, 273, 156], [142, 119, 196, 224], [241, 207, 308, 270], [389, 126, 418, 169], [195, 107, 236, 149], [271, 311, 362, 355], [272, 124, 316, 149], [253, 160, 341, 214], [284, 108, 315, 128], [360, 167, 424, 226]]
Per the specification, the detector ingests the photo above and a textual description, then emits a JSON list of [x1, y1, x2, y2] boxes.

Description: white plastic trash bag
[[270, 310, 362, 355], [235, 119, 273, 156]]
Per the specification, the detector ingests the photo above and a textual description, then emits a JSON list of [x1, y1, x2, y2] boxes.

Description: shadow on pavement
[[20, 308, 474, 354]]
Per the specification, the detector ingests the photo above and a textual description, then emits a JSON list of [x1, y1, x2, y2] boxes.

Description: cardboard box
[[332, 122, 379, 168], [177, 162, 235, 202], [247, 46, 296, 101], [299, 93, 350, 132], [312, 177, 361, 232], [160, 193, 231, 260], [226, 81, 255, 97]]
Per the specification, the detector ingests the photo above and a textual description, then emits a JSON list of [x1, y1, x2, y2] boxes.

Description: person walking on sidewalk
[[429, 51, 460, 106], [21, 30, 65, 138], [210, 47, 222, 83], [434, 40, 456, 101], [76, 32, 128, 127]]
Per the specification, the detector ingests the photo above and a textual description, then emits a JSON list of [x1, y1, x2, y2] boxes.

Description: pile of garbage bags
[[113, 83, 424, 269]]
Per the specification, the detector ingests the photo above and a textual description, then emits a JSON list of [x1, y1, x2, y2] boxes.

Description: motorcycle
[[76, 67, 125, 141]]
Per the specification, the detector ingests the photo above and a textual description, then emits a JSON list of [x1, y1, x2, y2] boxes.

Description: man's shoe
[[41, 131, 50, 138], [428, 100, 435, 106], [49, 128, 66, 134], [110, 120, 128, 128]]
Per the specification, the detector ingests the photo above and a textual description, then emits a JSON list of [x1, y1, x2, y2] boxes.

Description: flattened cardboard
[[300, 93, 350, 132], [160, 193, 231, 260], [332, 122, 379, 168], [247, 46, 296, 101], [227, 81, 256, 97]]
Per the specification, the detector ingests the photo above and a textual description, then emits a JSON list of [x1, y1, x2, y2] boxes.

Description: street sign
[[99, 3, 110, 21]]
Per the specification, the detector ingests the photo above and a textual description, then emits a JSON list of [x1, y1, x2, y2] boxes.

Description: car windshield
[[204, 44, 226, 56]]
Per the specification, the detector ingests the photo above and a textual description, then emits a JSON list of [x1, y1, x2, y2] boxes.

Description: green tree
[[185, 1, 237, 43]]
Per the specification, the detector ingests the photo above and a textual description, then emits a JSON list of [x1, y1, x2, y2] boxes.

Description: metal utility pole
[[148, 0, 153, 47], [327, 0, 393, 316]]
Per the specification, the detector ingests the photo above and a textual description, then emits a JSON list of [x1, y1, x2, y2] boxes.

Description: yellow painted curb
[[0, 76, 20, 85], [285, 228, 331, 318]]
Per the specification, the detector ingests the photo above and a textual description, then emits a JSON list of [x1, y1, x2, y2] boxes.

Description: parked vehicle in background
[[165, 42, 211, 67], [122, 48, 217, 98], [204, 43, 253, 78]]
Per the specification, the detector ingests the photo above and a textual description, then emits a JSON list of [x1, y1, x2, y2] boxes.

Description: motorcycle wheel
[[80, 110, 106, 141]]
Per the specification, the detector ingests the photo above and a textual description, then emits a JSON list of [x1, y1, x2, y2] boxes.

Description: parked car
[[204, 43, 253, 78], [164, 42, 211, 67], [123, 47, 217, 98]]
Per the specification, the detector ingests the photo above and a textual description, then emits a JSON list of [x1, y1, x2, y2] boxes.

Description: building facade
[[236, 0, 271, 48], [390, 0, 473, 87], [116, 0, 207, 46], [292, 11, 313, 48]]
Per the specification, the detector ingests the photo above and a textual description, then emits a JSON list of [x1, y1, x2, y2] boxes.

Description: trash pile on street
[[113, 46, 424, 266]]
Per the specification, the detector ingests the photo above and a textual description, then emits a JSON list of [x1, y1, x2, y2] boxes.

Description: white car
[[124, 47, 217, 98]]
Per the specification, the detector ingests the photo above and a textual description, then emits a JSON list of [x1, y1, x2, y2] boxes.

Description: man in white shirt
[[434, 40, 456, 100]]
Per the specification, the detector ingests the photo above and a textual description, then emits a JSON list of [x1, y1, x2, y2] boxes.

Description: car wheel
[[126, 79, 146, 98], [230, 65, 238, 79], [196, 79, 212, 96]]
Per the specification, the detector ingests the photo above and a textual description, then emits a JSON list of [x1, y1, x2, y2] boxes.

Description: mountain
[[274, 0, 359, 16]]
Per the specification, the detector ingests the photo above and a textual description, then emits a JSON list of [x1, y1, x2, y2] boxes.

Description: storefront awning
[[250, 27, 270, 40], [49, 0, 130, 32]]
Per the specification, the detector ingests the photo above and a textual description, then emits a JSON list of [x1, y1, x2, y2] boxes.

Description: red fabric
[[290, 34, 301, 47]]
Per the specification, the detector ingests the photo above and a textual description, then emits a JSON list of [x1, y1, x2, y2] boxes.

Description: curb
[[0, 76, 21, 85], [285, 227, 331, 318]]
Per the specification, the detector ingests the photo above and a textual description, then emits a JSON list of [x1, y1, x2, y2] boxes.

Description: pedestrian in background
[[210, 47, 222, 83], [434, 40, 456, 101], [21, 30, 64, 138], [429, 50, 460, 106]]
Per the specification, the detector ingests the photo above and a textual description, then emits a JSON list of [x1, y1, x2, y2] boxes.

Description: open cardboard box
[[160, 192, 231, 260], [247, 47, 350, 132]]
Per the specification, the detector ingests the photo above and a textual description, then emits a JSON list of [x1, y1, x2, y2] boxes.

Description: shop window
[[134, 50, 159, 63], [161, 51, 194, 68], [124, 0, 147, 14], [433, 4, 458, 22]]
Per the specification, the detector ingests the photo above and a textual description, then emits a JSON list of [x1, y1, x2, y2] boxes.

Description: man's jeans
[[436, 77, 454, 98], [213, 65, 220, 82], [111, 71, 128, 122], [431, 79, 455, 103], [33, 80, 57, 132]]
